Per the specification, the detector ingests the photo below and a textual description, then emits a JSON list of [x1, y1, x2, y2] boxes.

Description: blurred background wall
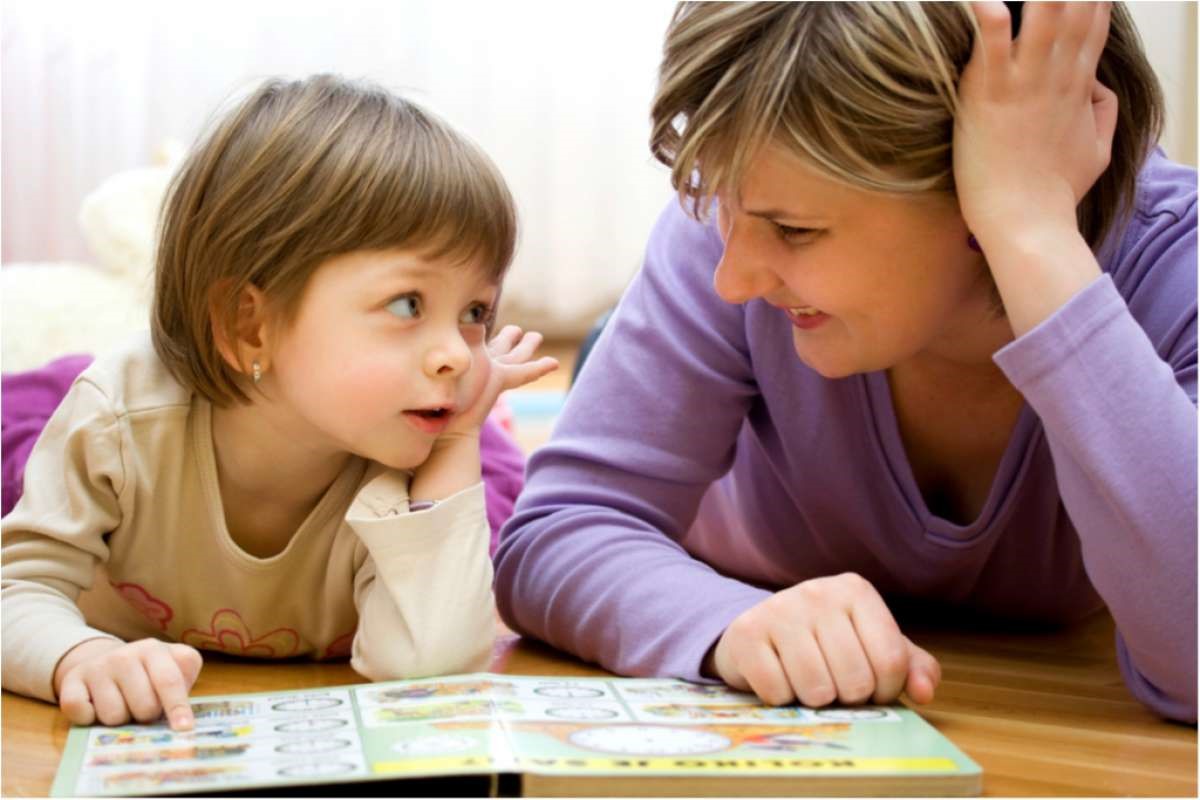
[[2, 1, 1195, 339]]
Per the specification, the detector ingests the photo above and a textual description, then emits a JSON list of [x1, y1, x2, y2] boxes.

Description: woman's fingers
[[850, 593, 911, 704], [737, 640, 797, 707], [971, 1, 1015, 69], [1079, 2, 1112, 79], [903, 638, 942, 704], [1015, 1, 1065, 73], [772, 628, 836, 707], [815, 616, 877, 704]]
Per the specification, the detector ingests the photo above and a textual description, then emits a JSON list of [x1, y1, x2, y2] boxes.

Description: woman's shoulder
[[1132, 148, 1197, 224], [75, 331, 193, 417]]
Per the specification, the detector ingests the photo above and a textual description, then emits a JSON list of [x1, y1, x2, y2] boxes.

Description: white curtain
[[1, 0, 678, 337], [3, 2, 1195, 338]]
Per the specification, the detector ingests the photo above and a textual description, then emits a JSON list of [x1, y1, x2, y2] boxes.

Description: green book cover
[[50, 673, 981, 797]]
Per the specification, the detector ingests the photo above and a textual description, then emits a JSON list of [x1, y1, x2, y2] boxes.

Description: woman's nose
[[713, 217, 780, 304]]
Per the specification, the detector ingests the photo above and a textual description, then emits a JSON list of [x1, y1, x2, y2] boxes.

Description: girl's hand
[[53, 638, 203, 731], [448, 325, 558, 437], [705, 573, 941, 707], [953, 2, 1118, 244]]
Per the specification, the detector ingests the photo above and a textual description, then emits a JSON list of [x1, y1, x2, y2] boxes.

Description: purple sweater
[[495, 152, 1197, 723]]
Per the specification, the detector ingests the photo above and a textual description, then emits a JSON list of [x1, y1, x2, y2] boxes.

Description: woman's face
[[714, 145, 1002, 378]]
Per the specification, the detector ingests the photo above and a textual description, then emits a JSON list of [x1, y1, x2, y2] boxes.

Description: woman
[[495, 2, 1196, 723]]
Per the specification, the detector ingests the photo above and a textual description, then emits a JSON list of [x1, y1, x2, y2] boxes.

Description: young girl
[[496, 1, 1197, 723], [1, 74, 556, 732]]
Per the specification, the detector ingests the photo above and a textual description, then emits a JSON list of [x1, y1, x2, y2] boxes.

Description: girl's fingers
[[86, 674, 130, 726], [147, 648, 196, 730], [487, 325, 523, 358], [771, 628, 836, 708], [111, 659, 162, 723], [169, 643, 204, 687], [58, 674, 97, 726], [500, 357, 559, 390], [815, 616, 876, 705], [500, 330, 544, 364]]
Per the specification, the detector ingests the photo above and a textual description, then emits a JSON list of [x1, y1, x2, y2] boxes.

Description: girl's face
[[714, 145, 1004, 377], [263, 249, 496, 470]]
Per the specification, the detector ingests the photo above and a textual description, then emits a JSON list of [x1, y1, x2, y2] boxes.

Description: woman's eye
[[460, 303, 491, 325], [386, 294, 421, 319], [776, 224, 820, 243]]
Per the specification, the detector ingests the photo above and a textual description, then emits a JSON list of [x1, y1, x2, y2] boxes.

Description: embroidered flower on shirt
[[110, 581, 174, 631], [181, 609, 300, 657], [321, 630, 355, 660]]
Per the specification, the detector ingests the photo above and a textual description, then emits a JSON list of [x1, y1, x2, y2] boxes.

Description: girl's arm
[[2, 380, 128, 701], [956, 2, 1197, 721], [346, 472, 495, 680], [346, 328, 555, 680]]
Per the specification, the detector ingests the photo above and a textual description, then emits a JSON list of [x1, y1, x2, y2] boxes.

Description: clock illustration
[[272, 696, 343, 713], [568, 725, 732, 755], [544, 706, 619, 721], [533, 685, 605, 699], [274, 717, 348, 734]]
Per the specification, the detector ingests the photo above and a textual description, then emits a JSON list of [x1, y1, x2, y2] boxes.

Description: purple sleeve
[[479, 413, 525, 556], [494, 202, 770, 679], [994, 211, 1197, 720]]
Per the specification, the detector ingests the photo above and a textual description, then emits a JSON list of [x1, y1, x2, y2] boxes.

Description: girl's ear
[[211, 282, 274, 382]]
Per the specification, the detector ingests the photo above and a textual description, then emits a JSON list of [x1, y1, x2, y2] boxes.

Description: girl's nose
[[426, 329, 473, 377], [713, 215, 781, 304]]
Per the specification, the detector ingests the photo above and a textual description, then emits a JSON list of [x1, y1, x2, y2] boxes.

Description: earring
[[252, 360, 262, 384], [967, 233, 982, 253]]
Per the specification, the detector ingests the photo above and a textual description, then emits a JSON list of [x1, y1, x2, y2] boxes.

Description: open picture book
[[51, 672, 982, 797]]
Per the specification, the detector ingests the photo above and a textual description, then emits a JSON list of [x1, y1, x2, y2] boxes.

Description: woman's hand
[[53, 638, 203, 730], [706, 573, 941, 707], [447, 324, 559, 437], [953, 1, 1117, 243]]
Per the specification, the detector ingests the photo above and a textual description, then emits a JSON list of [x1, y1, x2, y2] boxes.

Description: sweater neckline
[[191, 398, 366, 567], [860, 369, 1041, 544]]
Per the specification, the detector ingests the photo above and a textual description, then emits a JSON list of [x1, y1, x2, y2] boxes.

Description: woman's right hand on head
[[706, 573, 940, 707], [53, 638, 203, 731]]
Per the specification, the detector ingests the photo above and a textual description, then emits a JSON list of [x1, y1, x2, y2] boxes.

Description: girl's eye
[[386, 294, 421, 319], [460, 303, 492, 326], [775, 224, 820, 243]]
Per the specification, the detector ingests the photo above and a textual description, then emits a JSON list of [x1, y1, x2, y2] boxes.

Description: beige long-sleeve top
[[1, 335, 494, 703]]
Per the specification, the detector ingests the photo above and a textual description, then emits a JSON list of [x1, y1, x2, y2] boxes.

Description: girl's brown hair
[[152, 74, 516, 406], [651, 2, 1163, 251]]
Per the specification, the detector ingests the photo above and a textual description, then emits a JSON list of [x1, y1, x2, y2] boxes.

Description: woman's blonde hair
[[651, 2, 1163, 250], [152, 74, 516, 406]]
